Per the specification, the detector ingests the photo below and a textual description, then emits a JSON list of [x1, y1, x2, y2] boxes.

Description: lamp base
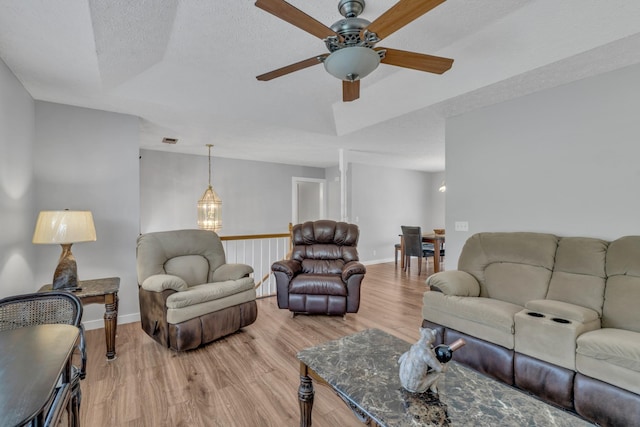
[[52, 244, 79, 290]]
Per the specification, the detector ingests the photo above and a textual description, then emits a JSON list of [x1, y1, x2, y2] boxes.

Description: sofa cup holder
[[551, 317, 571, 324], [526, 312, 545, 318]]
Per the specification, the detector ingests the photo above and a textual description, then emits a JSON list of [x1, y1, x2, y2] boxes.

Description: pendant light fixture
[[197, 144, 222, 232]]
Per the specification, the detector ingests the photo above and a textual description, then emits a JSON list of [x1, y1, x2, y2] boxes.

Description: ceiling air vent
[[162, 137, 178, 144]]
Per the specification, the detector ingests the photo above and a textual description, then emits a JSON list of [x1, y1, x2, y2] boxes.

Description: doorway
[[292, 177, 326, 224]]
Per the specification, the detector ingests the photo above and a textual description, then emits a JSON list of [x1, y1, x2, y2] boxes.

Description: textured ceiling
[[1, 0, 639, 171]]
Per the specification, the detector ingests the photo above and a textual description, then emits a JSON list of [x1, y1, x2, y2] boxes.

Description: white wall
[[33, 102, 140, 328], [0, 58, 36, 298], [350, 163, 436, 263], [446, 63, 640, 269], [139, 149, 324, 235]]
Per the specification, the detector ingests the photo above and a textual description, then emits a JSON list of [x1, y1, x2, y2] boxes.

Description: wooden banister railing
[[220, 224, 292, 298]]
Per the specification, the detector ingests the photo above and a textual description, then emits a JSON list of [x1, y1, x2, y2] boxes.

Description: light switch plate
[[455, 221, 469, 232]]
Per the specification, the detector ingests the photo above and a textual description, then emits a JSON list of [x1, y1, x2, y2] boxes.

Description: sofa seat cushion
[[167, 288, 256, 324], [167, 277, 255, 309], [289, 274, 347, 296], [423, 292, 523, 349], [576, 328, 640, 394]]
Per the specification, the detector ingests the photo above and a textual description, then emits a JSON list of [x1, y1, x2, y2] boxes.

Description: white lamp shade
[[33, 210, 97, 244], [323, 46, 381, 81]]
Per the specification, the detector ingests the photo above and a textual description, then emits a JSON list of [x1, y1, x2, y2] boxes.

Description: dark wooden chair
[[401, 226, 435, 275]]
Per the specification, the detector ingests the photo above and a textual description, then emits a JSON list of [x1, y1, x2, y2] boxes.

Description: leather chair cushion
[[301, 258, 345, 275], [289, 274, 347, 296]]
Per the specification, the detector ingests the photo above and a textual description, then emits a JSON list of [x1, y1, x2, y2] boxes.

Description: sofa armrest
[[525, 299, 600, 323], [271, 259, 302, 280], [212, 263, 254, 282], [426, 270, 480, 296], [342, 261, 366, 282], [141, 274, 188, 292]]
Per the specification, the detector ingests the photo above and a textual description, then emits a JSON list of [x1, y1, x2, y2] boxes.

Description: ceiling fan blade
[[256, 54, 328, 81], [363, 0, 446, 41], [378, 47, 453, 74], [343, 80, 360, 102], [255, 0, 339, 40]]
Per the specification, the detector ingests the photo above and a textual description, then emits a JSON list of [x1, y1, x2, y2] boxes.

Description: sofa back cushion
[[546, 237, 608, 315], [458, 232, 557, 306], [291, 221, 360, 274], [603, 236, 640, 332]]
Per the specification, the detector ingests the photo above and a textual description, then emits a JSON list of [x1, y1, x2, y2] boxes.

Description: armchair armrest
[[271, 259, 302, 280], [426, 271, 480, 297], [141, 274, 188, 292], [342, 261, 366, 282], [212, 264, 254, 282]]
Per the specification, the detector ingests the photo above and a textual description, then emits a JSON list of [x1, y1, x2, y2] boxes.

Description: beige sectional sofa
[[422, 232, 640, 427]]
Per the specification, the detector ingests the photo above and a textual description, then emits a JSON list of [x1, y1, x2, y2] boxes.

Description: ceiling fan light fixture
[[323, 46, 380, 81]]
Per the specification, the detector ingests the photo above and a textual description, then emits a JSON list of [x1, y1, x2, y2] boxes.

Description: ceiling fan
[[255, 0, 454, 102]]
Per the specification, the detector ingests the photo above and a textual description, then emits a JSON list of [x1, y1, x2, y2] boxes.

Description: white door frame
[[292, 177, 326, 224]]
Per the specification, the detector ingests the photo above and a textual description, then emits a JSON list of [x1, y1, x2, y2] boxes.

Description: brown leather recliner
[[271, 220, 366, 315]]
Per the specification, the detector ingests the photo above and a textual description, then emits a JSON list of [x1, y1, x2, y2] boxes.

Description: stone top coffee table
[[296, 328, 592, 427]]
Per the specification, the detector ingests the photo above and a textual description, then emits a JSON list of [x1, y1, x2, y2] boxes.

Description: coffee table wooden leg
[[104, 293, 118, 360], [299, 363, 314, 427]]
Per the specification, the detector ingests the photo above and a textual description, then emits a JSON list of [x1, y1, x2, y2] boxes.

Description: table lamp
[[32, 210, 97, 290]]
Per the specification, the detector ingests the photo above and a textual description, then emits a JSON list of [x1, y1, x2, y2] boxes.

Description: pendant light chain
[[208, 144, 212, 187]]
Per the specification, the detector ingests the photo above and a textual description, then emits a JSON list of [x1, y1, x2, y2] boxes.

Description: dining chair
[[401, 226, 435, 275], [0, 291, 85, 425]]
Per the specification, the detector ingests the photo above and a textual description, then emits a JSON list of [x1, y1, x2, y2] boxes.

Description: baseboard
[[362, 258, 395, 265], [82, 312, 141, 330]]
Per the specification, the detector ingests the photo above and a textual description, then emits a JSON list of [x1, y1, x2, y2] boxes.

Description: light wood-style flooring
[[80, 261, 437, 426]]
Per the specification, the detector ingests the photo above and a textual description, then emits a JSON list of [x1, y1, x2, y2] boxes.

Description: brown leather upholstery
[[272, 220, 366, 315], [514, 353, 575, 410], [574, 373, 640, 427]]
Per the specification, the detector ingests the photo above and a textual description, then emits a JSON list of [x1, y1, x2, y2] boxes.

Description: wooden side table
[[40, 277, 120, 360]]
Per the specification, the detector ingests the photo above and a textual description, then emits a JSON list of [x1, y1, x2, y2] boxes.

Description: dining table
[[0, 324, 80, 426], [399, 233, 446, 273]]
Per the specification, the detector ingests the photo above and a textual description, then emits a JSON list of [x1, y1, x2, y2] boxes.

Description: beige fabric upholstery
[[458, 232, 557, 305], [423, 291, 522, 349], [167, 289, 256, 324], [515, 308, 600, 370], [525, 299, 599, 323], [426, 270, 480, 296], [165, 255, 209, 286], [141, 274, 188, 292], [546, 237, 607, 315], [167, 278, 255, 309], [603, 236, 640, 332], [577, 328, 640, 394]]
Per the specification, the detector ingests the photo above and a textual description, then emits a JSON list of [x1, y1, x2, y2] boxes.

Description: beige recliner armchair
[[136, 229, 258, 351]]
